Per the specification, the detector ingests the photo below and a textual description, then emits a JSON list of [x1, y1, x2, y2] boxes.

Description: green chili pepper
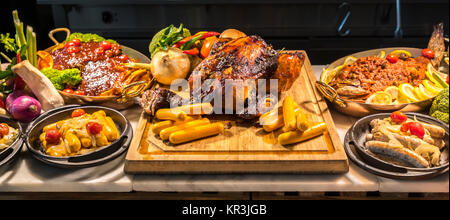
[[180, 33, 204, 50]]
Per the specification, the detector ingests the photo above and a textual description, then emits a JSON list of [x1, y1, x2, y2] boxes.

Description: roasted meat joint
[[140, 29, 305, 119]]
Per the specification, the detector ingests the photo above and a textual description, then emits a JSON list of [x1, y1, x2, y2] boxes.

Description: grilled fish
[[428, 22, 446, 69]]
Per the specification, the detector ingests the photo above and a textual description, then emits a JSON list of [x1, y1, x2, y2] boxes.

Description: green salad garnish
[[66, 33, 117, 44], [149, 24, 190, 58], [41, 68, 82, 90]]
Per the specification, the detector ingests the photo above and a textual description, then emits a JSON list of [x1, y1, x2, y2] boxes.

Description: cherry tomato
[[95, 47, 104, 55], [71, 109, 86, 118], [446, 75, 449, 85], [422, 48, 435, 59], [63, 88, 74, 94], [0, 98, 5, 109], [118, 54, 128, 61], [45, 129, 61, 145], [386, 54, 398, 63], [390, 111, 408, 124], [74, 90, 85, 96], [64, 41, 76, 48], [200, 36, 217, 59], [86, 122, 103, 135], [66, 46, 80, 53], [101, 41, 112, 50], [408, 122, 425, 139], [0, 123, 9, 137], [71, 38, 81, 46], [400, 122, 411, 133]]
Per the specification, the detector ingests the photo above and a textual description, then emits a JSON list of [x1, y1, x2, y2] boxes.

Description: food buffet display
[[0, 10, 448, 179]]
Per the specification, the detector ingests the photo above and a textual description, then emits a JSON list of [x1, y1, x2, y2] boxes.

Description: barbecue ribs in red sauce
[[50, 42, 131, 96]]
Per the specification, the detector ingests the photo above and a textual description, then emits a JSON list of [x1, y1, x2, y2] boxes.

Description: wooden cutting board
[[125, 51, 349, 174]]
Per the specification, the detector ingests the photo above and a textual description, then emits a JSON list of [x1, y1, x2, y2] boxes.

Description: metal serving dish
[[42, 28, 151, 110], [25, 105, 132, 169], [0, 115, 24, 174], [344, 112, 449, 179], [316, 47, 437, 118]]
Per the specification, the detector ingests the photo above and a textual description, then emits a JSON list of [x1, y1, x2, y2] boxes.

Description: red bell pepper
[[199, 32, 220, 40], [183, 48, 199, 56], [173, 32, 205, 48], [173, 31, 220, 49]]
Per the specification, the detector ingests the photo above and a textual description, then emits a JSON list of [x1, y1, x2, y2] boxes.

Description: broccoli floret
[[41, 68, 82, 90], [430, 88, 449, 124], [431, 111, 449, 124]]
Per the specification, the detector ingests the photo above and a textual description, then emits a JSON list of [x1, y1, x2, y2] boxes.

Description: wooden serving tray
[[125, 51, 349, 174]]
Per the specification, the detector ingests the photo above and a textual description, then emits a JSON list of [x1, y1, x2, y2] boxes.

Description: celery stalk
[[26, 26, 33, 64], [12, 10, 27, 53], [32, 32, 37, 67]]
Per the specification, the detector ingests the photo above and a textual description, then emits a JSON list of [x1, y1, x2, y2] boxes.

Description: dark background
[[1, 0, 448, 64]]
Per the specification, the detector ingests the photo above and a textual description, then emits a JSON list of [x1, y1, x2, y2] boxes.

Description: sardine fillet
[[366, 141, 430, 168]]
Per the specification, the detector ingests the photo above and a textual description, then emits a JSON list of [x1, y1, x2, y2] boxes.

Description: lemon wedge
[[321, 64, 344, 84], [389, 49, 412, 58], [320, 68, 329, 83], [344, 56, 357, 65], [323, 65, 345, 84], [426, 63, 448, 88], [366, 91, 393, 105], [419, 83, 436, 99], [422, 80, 443, 95], [414, 84, 435, 100], [398, 83, 420, 103], [384, 86, 399, 101], [377, 51, 386, 59]]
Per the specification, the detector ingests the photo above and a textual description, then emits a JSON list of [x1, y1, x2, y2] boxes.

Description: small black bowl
[[346, 112, 449, 174], [25, 105, 132, 169], [0, 115, 24, 174]]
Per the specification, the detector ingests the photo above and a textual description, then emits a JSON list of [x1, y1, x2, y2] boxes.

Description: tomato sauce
[[50, 42, 130, 96]]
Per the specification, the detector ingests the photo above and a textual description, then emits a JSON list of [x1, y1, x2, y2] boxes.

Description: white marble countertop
[[0, 66, 448, 193]]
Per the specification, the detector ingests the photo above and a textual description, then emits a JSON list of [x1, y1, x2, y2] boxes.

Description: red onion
[[10, 95, 41, 123], [6, 90, 30, 112]]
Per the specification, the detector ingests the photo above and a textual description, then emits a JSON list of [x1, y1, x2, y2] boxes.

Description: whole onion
[[10, 95, 41, 123], [6, 90, 30, 112]]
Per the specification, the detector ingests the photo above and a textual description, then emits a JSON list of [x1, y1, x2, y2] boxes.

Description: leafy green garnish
[[40, 68, 82, 90], [0, 33, 18, 52], [149, 24, 191, 58], [66, 33, 118, 44]]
